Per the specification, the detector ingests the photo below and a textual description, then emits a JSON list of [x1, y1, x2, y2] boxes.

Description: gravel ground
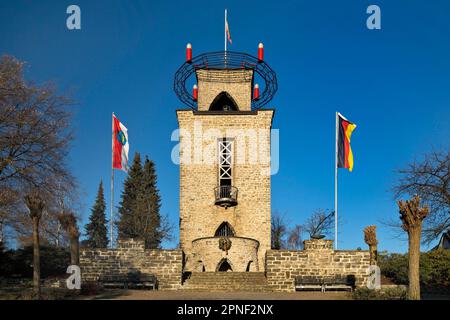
[[93, 289, 353, 300]]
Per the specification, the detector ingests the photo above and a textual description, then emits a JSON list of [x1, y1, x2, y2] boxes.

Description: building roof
[[431, 230, 450, 251]]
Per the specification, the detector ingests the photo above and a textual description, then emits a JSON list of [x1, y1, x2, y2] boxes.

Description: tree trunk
[[369, 244, 378, 265], [32, 216, 41, 299], [408, 225, 422, 300], [70, 234, 79, 265]]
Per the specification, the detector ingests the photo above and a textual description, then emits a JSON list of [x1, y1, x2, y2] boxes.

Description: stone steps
[[182, 272, 272, 292]]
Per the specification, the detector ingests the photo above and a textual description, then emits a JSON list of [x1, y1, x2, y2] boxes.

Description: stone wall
[[266, 240, 370, 292], [191, 236, 259, 272], [80, 239, 182, 290]]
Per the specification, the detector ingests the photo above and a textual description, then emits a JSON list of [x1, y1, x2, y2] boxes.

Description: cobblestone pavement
[[96, 290, 352, 300]]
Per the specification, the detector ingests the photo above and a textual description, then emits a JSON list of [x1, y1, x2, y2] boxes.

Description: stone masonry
[[266, 240, 371, 292], [177, 108, 273, 272], [197, 69, 253, 111], [80, 239, 182, 290]]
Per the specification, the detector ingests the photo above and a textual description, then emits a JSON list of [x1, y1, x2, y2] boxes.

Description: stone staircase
[[181, 272, 271, 292]]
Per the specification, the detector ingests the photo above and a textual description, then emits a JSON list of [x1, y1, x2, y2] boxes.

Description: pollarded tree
[[84, 181, 108, 248], [58, 211, 80, 265], [397, 196, 429, 300], [394, 150, 449, 244], [24, 190, 45, 299], [364, 225, 378, 265]]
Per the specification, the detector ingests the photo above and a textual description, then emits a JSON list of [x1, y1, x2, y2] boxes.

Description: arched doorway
[[209, 92, 239, 111], [216, 258, 233, 272]]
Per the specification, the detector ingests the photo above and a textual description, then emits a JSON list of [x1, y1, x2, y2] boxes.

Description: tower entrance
[[217, 258, 233, 272]]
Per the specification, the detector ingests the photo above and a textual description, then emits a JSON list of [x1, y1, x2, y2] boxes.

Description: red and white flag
[[112, 114, 129, 172], [225, 12, 232, 45]]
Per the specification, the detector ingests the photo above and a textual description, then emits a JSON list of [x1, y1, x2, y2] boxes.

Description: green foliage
[[0, 245, 69, 278], [378, 250, 450, 291], [117, 153, 163, 248], [353, 287, 407, 300], [137, 157, 162, 248], [84, 181, 108, 248]]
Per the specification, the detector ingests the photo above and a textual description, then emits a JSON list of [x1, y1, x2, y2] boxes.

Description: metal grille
[[218, 139, 233, 186], [215, 222, 235, 237]]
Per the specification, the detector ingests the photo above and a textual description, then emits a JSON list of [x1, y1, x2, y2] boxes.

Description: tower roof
[[174, 51, 278, 111]]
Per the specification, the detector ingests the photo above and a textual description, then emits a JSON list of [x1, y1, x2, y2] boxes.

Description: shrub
[[0, 245, 70, 278], [353, 287, 407, 300], [80, 281, 104, 296], [378, 250, 450, 291]]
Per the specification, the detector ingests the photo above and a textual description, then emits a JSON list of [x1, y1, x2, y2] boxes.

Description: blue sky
[[1, 0, 449, 252]]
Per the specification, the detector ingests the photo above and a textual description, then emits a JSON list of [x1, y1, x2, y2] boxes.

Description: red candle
[[186, 43, 192, 63], [258, 43, 264, 61], [193, 84, 198, 101], [253, 84, 259, 100]]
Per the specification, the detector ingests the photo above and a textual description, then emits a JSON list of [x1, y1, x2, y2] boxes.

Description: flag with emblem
[[112, 113, 129, 172]]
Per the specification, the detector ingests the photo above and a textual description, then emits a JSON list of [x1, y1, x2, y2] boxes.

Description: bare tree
[[397, 196, 429, 300], [0, 187, 18, 245], [271, 212, 287, 249], [363, 225, 378, 265], [0, 55, 76, 246], [0, 55, 74, 193], [58, 211, 80, 265], [24, 190, 45, 299], [394, 150, 449, 244], [303, 209, 335, 239], [287, 225, 303, 249]]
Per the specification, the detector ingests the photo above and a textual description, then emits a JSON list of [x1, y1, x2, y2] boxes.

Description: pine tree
[[137, 156, 162, 248], [84, 181, 108, 248], [117, 152, 143, 239]]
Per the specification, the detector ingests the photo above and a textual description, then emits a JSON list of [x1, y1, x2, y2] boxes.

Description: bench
[[323, 275, 355, 292], [295, 275, 356, 292], [98, 273, 158, 290], [295, 276, 325, 292]]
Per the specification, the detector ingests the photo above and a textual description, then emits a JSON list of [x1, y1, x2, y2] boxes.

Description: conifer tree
[[117, 152, 143, 239], [117, 153, 166, 248], [137, 157, 162, 248], [84, 181, 108, 248]]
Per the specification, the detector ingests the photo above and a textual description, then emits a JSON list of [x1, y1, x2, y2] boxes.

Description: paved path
[[93, 290, 352, 300]]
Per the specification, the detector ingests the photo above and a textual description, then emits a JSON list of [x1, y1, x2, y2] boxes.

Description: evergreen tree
[[117, 152, 143, 240], [84, 181, 108, 248], [117, 153, 164, 248], [137, 156, 162, 248]]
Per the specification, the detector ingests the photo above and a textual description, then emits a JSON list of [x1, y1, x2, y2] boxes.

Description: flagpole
[[111, 112, 115, 249], [335, 112, 338, 250]]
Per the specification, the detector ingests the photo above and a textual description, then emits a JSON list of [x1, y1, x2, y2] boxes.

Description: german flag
[[337, 113, 357, 172]]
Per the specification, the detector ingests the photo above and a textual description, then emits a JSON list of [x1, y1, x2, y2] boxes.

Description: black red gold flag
[[337, 113, 357, 172]]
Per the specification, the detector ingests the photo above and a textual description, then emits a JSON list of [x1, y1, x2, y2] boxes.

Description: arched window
[[214, 222, 235, 237], [209, 92, 239, 111]]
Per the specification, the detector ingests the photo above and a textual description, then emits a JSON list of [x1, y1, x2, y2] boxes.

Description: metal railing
[[174, 51, 278, 111], [214, 185, 238, 208]]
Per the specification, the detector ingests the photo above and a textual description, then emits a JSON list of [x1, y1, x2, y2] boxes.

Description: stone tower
[[174, 48, 277, 273]]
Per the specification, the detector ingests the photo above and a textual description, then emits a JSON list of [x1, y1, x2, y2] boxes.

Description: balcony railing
[[214, 185, 238, 208]]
